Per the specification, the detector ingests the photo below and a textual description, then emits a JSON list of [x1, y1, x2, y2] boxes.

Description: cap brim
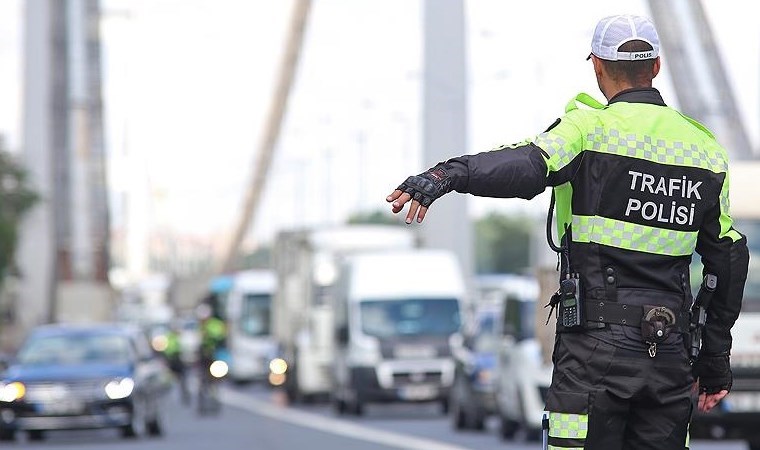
[[586, 53, 592, 61]]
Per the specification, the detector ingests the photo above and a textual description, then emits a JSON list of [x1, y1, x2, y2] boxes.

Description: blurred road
[[1, 380, 749, 450]]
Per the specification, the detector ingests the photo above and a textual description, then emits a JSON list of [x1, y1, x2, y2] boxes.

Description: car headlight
[[105, 378, 135, 400], [269, 358, 288, 376], [0, 382, 25, 402], [209, 360, 229, 378]]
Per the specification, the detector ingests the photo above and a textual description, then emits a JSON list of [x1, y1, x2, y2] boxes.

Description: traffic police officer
[[386, 14, 749, 450]]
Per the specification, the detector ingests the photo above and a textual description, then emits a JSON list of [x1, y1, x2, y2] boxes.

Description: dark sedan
[[0, 323, 172, 441]]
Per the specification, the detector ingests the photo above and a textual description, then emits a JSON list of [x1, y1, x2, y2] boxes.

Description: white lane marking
[[220, 388, 471, 450]]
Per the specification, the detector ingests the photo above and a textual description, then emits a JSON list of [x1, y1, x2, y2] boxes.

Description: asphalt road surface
[[2, 381, 749, 450]]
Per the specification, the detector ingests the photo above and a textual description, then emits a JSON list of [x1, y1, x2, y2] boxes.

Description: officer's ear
[[652, 56, 661, 79], [591, 55, 604, 78]]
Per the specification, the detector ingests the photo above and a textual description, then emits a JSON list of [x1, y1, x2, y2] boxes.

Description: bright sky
[[1, 0, 759, 248]]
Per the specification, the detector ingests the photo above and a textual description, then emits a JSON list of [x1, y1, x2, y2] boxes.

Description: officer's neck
[[600, 80, 653, 102]]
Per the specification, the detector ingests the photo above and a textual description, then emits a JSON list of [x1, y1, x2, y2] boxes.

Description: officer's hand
[[698, 389, 728, 413], [693, 353, 732, 410], [386, 167, 451, 224], [386, 189, 428, 224]]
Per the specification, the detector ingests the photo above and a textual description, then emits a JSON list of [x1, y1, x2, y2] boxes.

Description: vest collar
[[608, 87, 667, 106]]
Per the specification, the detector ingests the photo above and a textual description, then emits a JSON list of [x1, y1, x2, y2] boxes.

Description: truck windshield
[[691, 219, 760, 310], [737, 219, 760, 307], [239, 293, 272, 337], [359, 298, 461, 338]]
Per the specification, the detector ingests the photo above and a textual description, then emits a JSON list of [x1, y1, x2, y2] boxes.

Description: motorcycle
[[197, 348, 229, 415]]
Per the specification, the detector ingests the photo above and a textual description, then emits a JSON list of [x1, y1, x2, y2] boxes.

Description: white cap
[[589, 14, 660, 61]]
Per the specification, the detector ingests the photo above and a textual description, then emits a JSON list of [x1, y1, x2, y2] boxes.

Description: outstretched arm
[[385, 142, 551, 223]]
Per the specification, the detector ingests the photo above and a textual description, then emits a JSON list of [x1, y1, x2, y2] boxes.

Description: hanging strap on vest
[[565, 92, 606, 113]]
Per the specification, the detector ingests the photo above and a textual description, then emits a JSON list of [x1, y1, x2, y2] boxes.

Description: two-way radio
[[546, 191, 584, 329]]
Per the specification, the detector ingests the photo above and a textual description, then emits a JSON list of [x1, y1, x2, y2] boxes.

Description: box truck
[[271, 225, 417, 402]]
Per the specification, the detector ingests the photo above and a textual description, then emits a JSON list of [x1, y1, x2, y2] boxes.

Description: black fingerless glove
[[396, 166, 453, 207], [693, 353, 732, 394]]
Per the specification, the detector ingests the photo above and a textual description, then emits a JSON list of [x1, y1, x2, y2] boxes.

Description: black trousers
[[545, 332, 694, 450]]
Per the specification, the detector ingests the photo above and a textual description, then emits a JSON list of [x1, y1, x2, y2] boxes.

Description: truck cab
[[224, 270, 277, 384], [331, 249, 466, 416]]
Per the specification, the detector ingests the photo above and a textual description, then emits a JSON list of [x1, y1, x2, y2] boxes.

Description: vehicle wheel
[[231, 377, 250, 387], [284, 364, 300, 403], [210, 385, 223, 414], [525, 427, 543, 442], [28, 430, 45, 441], [442, 383, 468, 430], [301, 392, 315, 404], [440, 398, 449, 415], [122, 399, 147, 438], [515, 388, 540, 440], [197, 388, 209, 414], [348, 395, 364, 416], [472, 410, 486, 431], [147, 413, 163, 437], [450, 392, 467, 430], [198, 383, 222, 415], [0, 428, 15, 442], [499, 414, 519, 440], [331, 395, 347, 415]]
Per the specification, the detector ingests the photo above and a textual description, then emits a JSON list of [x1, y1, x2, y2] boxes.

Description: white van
[[494, 293, 551, 441], [225, 270, 277, 384], [331, 249, 466, 415], [689, 161, 760, 450]]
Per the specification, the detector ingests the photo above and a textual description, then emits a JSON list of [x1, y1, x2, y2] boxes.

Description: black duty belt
[[584, 300, 690, 333]]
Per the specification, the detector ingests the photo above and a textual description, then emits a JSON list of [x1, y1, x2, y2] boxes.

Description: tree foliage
[[0, 149, 39, 284], [474, 212, 534, 274], [347, 209, 403, 226], [345, 209, 535, 275], [242, 246, 272, 270]]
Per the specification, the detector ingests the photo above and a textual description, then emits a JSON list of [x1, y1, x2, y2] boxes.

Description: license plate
[[724, 392, 760, 412], [400, 385, 438, 400], [37, 400, 85, 415]]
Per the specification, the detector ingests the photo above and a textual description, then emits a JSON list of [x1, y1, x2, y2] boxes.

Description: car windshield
[[360, 298, 461, 338], [17, 333, 132, 366]]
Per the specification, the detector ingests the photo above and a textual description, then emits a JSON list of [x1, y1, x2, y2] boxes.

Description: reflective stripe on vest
[[572, 215, 698, 256]]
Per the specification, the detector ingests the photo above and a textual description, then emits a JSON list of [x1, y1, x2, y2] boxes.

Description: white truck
[[224, 269, 277, 384], [271, 225, 417, 402], [330, 248, 467, 416], [690, 161, 760, 450]]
